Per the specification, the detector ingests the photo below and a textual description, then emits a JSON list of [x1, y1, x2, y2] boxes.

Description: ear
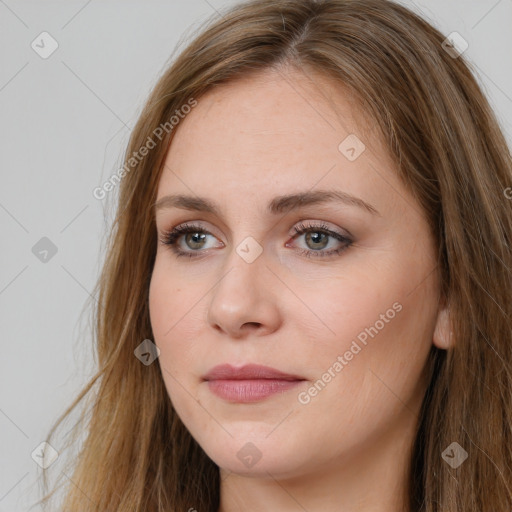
[[432, 302, 453, 350]]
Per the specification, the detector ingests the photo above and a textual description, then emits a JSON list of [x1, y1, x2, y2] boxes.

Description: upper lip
[[202, 364, 305, 381]]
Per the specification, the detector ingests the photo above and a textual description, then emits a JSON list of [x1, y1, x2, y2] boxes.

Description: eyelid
[[286, 219, 352, 240], [159, 220, 224, 241]]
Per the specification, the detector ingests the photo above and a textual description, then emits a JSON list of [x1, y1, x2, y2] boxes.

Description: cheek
[[300, 260, 435, 388], [148, 263, 171, 341], [148, 260, 204, 382], [149, 271, 190, 412], [149, 257, 192, 340], [290, 292, 432, 448], [295, 268, 399, 348]]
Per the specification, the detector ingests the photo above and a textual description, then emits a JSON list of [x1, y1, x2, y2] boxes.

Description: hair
[[35, 0, 512, 510]]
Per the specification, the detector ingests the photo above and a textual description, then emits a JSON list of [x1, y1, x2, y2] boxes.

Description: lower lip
[[206, 379, 304, 402]]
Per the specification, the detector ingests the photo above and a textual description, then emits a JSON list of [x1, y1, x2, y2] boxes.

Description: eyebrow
[[153, 189, 380, 217]]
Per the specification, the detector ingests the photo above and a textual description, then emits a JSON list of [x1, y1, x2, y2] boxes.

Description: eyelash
[[158, 221, 353, 259]]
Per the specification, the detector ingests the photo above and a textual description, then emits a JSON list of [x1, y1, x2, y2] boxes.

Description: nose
[[206, 243, 282, 339]]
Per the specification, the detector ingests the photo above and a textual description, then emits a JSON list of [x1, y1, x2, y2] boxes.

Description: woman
[[38, 0, 512, 510]]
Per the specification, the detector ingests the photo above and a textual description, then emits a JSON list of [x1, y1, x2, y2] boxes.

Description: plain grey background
[[1, 1, 511, 510]]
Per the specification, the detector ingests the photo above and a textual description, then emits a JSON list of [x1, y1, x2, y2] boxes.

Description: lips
[[202, 363, 305, 382], [202, 364, 306, 403]]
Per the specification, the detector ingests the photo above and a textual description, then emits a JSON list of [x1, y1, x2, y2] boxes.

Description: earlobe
[[432, 305, 453, 350]]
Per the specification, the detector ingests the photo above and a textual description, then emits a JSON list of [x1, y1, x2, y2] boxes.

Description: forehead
[[157, 68, 403, 219], [167, 68, 373, 162]]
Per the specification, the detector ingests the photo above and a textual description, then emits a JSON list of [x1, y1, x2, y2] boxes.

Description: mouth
[[202, 364, 306, 403]]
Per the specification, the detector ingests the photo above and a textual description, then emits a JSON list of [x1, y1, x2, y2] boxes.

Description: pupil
[[187, 232, 206, 249], [307, 231, 328, 249]]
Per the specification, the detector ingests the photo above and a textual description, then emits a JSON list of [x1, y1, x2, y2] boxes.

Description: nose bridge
[[217, 234, 266, 299], [206, 234, 276, 334]]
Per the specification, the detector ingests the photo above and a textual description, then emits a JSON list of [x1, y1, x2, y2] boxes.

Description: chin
[[195, 430, 310, 477]]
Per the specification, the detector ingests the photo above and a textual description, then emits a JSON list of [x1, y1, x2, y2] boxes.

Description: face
[[149, 68, 447, 478]]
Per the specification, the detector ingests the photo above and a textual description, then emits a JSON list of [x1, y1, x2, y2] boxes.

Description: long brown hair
[[36, 0, 512, 510]]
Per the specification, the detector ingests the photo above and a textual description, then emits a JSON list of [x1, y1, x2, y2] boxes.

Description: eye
[[158, 221, 353, 259], [287, 221, 353, 258], [158, 222, 221, 258]]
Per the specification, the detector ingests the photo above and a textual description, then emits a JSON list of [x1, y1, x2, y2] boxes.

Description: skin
[[148, 66, 452, 512]]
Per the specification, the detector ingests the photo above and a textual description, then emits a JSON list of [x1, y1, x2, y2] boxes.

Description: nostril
[[241, 322, 262, 331]]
